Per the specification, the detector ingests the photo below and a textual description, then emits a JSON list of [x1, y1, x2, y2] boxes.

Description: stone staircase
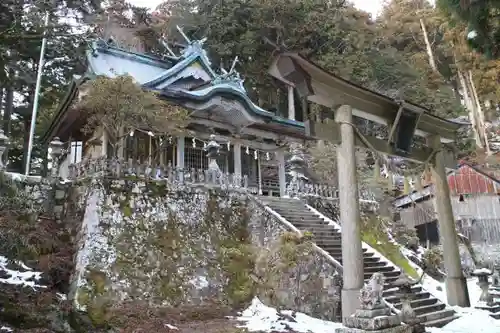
[[260, 196, 458, 328]]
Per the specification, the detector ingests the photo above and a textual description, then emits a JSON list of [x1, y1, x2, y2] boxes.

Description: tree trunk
[[457, 69, 482, 148], [468, 70, 490, 155], [3, 80, 14, 166], [420, 18, 438, 73]]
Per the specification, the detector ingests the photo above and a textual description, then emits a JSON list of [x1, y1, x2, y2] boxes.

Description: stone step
[[328, 250, 375, 259], [383, 285, 422, 298], [385, 291, 430, 303], [292, 223, 336, 231], [376, 275, 400, 283], [267, 206, 457, 327], [278, 210, 313, 216], [312, 237, 346, 244], [490, 312, 500, 320], [320, 245, 368, 253], [287, 218, 331, 224], [267, 203, 307, 209], [423, 314, 459, 327], [393, 297, 438, 310], [338, 256, 381, 264], [418, 308, 455, 323], [412, 302, 446, 316], [363, 270, 401, 280], [280, 214, 322, 221], [271, 205, 310, 210], [364, 265, 396, 273]]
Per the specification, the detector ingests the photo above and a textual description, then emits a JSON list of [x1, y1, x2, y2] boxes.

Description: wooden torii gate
[[268, 51, 470, 318]]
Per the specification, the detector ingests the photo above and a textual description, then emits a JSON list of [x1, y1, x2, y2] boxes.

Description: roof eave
[[40, 75, 89, 144], [270, 52, 467, 141]]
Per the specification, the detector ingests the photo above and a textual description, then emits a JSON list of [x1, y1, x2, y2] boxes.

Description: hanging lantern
[[246, 146, 250, 154], [192, 138, 196, 148], [129, 130, 135, 137], [227, 141, 230, 150], [168, 136, 172, 144], [254, 150, 258, 160], [266, 152, 270, 161]]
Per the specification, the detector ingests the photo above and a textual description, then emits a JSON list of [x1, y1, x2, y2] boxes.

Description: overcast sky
[[128, 0, 385, 17]]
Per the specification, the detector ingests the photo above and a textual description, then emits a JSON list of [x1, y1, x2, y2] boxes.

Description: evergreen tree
[[437, 0, 500, 59], [0, 0, 101, 173]]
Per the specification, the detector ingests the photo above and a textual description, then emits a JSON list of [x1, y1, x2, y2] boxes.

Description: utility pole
[[25, 12, 49, 176]]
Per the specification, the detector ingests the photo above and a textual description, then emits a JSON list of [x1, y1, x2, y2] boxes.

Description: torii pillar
[[336, 105, 364, 319], [428, 135, 470, 307]]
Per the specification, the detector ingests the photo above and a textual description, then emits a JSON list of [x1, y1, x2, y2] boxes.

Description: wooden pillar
[[176, 135, 185, 169], [176, 136, 185, 183], [233, 142, 242, 186], [335, 105, 364, 319], [428, 135, 470, 307], [257, 153, 263, 195], [288, 85, 295, 121], [101, 130, 108, 157], [117, 127, 124, 159], [276, 150, 286, 197]]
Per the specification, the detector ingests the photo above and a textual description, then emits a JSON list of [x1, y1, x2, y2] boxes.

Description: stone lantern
[[492, 266, 500, 290], [204, 134, 221, 183], [49, 137, 64, 178], [286, 145, 306, 197], [0, 129, 9, 170], [472, 268, 495, 306], [390, 273, 425, 333]]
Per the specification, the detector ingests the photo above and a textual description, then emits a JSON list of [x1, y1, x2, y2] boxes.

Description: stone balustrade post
[[473, 269, 494, 306], [49, 137, 64, 179], [0, 129, 9, 170], [204, 134, 221, 185], [390, 274, 425, 333]]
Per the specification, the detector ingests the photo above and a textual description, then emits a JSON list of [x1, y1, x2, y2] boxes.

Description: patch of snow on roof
[[237, 298, 343, 333]]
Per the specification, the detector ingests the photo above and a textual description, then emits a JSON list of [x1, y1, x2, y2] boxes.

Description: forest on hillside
[[0, 0, 499, 173]]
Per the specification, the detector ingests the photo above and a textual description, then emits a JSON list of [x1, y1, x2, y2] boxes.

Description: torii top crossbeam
[[269, 51, 468, 168]]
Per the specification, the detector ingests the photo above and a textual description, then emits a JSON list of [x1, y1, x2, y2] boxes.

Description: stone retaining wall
[[68, 179, 342, 321]]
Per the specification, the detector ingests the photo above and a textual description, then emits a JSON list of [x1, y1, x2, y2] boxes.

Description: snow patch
[[467, 30, 478, 39], [237, 298, 342, 333], [428, 307, 500, 333], [237, 297, 500, 333], [164, 323, 178, 330], [473, 268, 492, 275], [0, 256, 45, 289]]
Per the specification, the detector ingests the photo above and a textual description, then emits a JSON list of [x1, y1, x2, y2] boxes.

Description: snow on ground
[[428, 307, 500, 333], [0, 255, 46, 332], [237, 297, 500, 333], [237, 298, 342, 333], [0, 255, 45, 289]]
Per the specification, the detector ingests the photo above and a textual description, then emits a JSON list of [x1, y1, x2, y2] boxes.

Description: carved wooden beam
[[306, 119, 456, 168]]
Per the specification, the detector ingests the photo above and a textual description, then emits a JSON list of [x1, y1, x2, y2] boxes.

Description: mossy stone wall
[[69, 180, 343, 322]]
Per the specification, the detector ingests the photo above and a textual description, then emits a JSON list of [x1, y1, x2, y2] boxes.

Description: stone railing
[[289, 179, 338, 199], [67, 157, 259, 193]]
